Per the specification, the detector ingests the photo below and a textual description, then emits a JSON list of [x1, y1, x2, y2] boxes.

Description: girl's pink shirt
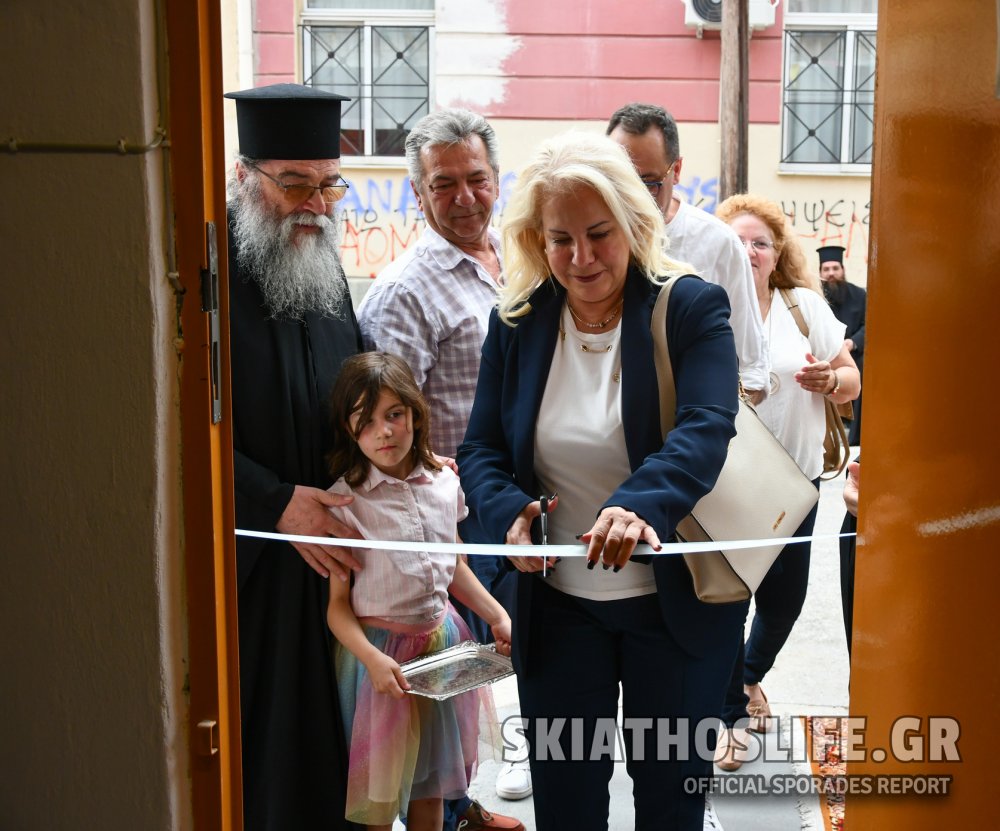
[[327, 463, 468, 625]]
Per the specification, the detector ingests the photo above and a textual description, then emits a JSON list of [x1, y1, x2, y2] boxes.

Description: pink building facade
[[232, 0, 875, 284]]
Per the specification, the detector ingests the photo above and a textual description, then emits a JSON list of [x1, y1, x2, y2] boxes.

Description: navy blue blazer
[[458, 268, 749, 668]]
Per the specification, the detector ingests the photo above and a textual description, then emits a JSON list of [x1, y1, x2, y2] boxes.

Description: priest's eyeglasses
[[247, 163, 350, 205]]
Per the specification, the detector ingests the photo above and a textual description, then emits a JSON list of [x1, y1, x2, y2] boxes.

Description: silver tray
[[399, 640, 514, 700]]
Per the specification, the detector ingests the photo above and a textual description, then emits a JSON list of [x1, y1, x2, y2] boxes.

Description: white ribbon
[[235, 528, 854, 557]]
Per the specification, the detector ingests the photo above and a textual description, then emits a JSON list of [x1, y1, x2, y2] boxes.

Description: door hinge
[[200, 222, 222, 424], [196, 719, 219, 757]]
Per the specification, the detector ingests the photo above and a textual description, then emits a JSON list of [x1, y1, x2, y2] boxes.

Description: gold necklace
[[567, 298, 623, 330], [558, 327, 613, 352]]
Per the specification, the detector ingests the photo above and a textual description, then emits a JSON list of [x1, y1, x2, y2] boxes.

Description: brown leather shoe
[[457, 800, 526, 831], [745, 684, 773, 733], [714, 727, 751, 772]]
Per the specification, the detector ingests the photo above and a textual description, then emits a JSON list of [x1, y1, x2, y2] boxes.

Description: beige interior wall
[[0, 1, 189, 828]]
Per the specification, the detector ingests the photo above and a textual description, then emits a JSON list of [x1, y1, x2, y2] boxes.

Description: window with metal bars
[[302, 2, 432, 158], [782, 29, 876, 166], [780, 2, 877, 171]]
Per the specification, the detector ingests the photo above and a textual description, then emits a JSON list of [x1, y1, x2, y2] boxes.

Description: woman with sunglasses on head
[[713, 194, 860, 770], [457, 132, 748, 831]]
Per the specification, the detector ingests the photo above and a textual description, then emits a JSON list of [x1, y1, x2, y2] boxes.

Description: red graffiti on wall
[[781, 199, 871, 260], [339, 214, 424, 277]]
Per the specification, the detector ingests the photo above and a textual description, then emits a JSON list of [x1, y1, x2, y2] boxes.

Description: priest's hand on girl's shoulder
[[276, 485, 364, 581]]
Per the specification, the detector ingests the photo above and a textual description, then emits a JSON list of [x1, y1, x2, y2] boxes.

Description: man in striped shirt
[[358, 108, 503, 460]]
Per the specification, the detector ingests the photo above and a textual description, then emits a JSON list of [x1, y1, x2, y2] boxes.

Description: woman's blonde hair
[[716, 193, 821, 294], [498, 131, 688, 324]]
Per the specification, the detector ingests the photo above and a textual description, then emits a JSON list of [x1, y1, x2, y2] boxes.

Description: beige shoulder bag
[[652, 277, 819, 603]]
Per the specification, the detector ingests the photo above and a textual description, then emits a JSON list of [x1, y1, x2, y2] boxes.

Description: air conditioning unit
[[682, 0, 779, 37]]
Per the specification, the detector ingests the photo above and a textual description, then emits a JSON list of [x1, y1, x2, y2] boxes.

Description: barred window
[[302, 1, 433, 159], [781, 2, 877, 171]]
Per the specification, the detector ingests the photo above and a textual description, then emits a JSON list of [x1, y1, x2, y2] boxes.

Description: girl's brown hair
[[327, 352, 441, 487]]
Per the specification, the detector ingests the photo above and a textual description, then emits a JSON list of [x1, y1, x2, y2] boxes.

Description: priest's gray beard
[[230, 176, 348, 320]]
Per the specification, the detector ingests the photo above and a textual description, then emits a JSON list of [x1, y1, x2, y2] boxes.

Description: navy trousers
[[517, 579, 739, 831]]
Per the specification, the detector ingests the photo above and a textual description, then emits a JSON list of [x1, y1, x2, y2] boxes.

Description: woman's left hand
[[795, 353, 837, 395], [579, 507, 661, 572]]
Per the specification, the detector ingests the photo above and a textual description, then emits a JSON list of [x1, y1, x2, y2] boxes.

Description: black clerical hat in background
[[224, 83, 349, 160], [817, 245, 845, 265]]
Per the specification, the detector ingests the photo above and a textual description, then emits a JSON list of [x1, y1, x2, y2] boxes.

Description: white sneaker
[[495, 760, 532, 800], [703, 797, 725, 830]]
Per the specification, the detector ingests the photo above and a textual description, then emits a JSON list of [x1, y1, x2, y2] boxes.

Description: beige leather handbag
[[652, 277, 819, 603]]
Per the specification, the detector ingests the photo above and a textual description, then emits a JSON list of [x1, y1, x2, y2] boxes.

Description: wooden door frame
[[164, 0, 242, 826]]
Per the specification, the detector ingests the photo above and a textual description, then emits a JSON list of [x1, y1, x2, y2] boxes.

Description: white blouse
[[533, 305, 657, 601], [757, 287, 846, 480]]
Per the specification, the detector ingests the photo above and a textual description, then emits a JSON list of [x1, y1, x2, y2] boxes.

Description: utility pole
[[720, 0, 749, 201]]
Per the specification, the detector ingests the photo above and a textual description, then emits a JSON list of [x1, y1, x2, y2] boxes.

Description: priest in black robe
[[225, 83, 363, 831], [819, 245, 867, 445]]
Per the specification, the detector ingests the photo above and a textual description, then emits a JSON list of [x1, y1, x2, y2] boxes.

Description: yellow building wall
[[331, 120, 871, 295], [214, 0, 871, 292]]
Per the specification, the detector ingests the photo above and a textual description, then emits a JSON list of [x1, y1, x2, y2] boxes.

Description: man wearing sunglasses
[[225, 83, 363, 831], [607, 103, 769, 405]]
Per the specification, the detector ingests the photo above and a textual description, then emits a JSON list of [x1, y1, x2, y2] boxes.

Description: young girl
[[325, 352, 512, 831]]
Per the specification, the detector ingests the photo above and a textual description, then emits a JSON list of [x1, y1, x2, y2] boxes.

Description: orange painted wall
[[847, 0, 1000, 827]]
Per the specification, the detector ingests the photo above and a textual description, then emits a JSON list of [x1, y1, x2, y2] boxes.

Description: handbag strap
[[777, 289, 851, 478], [780, 285, 854, 420], [778, 287, 810, 339], [651, 276, 682, 440]]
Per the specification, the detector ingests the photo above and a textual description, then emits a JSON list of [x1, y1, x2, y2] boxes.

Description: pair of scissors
[[539, 493, 556, 576]]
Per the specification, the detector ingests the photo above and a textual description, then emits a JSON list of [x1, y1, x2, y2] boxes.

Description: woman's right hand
[[505, 498, 560, 573]]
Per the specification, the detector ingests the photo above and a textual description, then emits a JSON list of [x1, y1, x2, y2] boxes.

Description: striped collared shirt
[[358, 226, 503, 458]]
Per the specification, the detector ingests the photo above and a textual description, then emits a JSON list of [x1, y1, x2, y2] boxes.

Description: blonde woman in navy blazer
[[457, 133, 748, 831]]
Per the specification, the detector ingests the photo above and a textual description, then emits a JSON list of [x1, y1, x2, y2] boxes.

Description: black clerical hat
[[817, 245, 845, 265], [224, 83, 349, 160]]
